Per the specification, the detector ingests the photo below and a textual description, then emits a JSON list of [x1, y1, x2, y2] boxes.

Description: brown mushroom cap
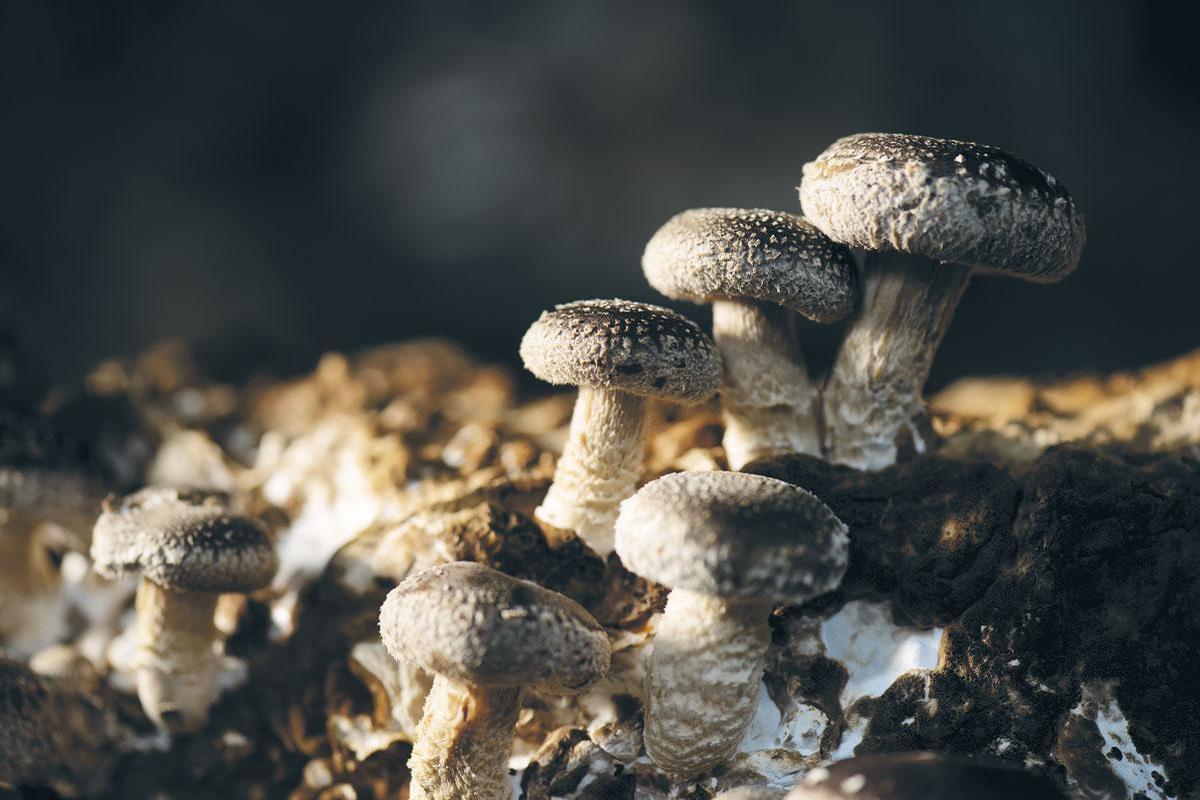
[[519, 299, 722, 404], [642, 208, 858, 322], [800, 133, 1085, 282], [90, 487, 277, 593], [379, 562, 610, 693], [787, 752, 1065, 799], [614, 471, 848, 603]]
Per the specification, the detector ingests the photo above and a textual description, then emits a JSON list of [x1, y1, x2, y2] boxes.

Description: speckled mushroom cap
[[379, 562, 610, 693], [519, 299, 722, 404], [614, 471, 848, 603], [786, 752, 1065, 800], [642, 208, 858, 322], [0, 466, 106, 534], [90, 487, 277, 593], [800, 133, 1086, 282]]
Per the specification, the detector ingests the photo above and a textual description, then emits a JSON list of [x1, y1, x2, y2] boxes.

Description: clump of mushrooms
[[615, 471, 848, 777], [800, 133, 1086, 470], [643, 208, 858, 468], [520, 299, 721, 556], [379, 561, 610, 800], [91, 487, 277, 732]]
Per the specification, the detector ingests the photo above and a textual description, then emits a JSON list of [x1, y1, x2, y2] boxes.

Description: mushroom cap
[[0, 466, 106, 537], [614, 471, 848, 603], [786, 752, 1064, 799], [519, 299, 721, 404], [642, 208, 858, 322], [90, 487, 277, 593], [379, 562, 610, 693], [800, 133, 1085, 282]]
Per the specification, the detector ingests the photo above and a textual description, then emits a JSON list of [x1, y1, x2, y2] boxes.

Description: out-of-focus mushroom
[[615, 471, 848, 777], [520, 299, 721, 555], [800, 133, 1085, 470], [90, 488, 277, 732], [786, 752, 1065, 799], [379, 562, 610, 800], [715, 786, 788, 799], [643, 208, 858, 468], [0, 466, 107, 653]]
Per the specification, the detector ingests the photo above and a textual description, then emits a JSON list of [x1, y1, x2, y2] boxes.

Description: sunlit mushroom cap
[[90, 487, 277, 593], [519, 299, 722, 404], [379, 562, 610, 693], [642, 208, 858, 322], [800, 133, 1085, 282], [615, 471, 848, 603], [786, 752, 1065, 799]]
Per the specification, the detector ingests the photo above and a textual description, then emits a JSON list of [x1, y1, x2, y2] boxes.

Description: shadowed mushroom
[[643, 208, 858, 468], [615, 471, 848, 778], [380, 562, 611, 800], [520, 299, 721, 555], [90, 488, 277, 733], [0, 466, 108, 654], [786, 752, 1065, 799], [800, 133, 1086, 470]]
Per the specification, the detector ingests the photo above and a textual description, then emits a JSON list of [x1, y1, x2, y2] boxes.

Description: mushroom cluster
[[0, 130, 1089, 799]]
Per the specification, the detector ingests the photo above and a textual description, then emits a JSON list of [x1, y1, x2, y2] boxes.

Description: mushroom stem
[[535, 387, 646, 555], [644, 589, 772, 777], [712, 299, 820, 469], [408, 674, 524, 800], [134, 579, 220, 733], [822, 252, 972, 470]]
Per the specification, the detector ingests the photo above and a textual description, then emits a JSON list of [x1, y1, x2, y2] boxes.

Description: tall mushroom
[[520, 299, 721, 556], [786, 752, 1065, 799], [800, 133, 1086, 470], [379, 562, 611, 800], [615, 471, 848, 777], [643, 208, 858, 468], [90, 488, 277, 732]]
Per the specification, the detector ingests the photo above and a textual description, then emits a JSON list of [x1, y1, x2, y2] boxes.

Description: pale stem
[[134, 579, 220, 733], [535, 387, 646, 556], [643, 589, 772, 777], [823, 251, 972, 470]]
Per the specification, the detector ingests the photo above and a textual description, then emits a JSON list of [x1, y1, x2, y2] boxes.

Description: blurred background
[[1, 0, 1197, 391]]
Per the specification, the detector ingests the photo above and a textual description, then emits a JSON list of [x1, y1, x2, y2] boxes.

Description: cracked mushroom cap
[[786, 752, 1065, 799], [642, 208, 858, 323], [90, 487, 277, 593], [614, 471, 848, 603], [800, 133, 1085, 282], [519, 299, 722, 405], [0, 657, 54, 785], [379, 562, 610, 693]]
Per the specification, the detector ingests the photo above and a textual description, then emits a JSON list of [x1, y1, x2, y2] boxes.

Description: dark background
[[2, 1, 1198, 390]]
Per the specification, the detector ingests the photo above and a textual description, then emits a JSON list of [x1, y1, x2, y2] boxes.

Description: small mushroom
[[614, 471, 848, 777], [0, 466, 107, 653], [379, 562, 611, 800], [643, 208, 858, 468], [90, 487, 277, 732], [786, 752, 1065, 799], [800, 133, 1086, 470], [520, 299, 721, 555]]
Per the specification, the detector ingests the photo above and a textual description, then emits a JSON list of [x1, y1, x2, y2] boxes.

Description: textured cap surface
[[787, 752, 1065, 799], [800, 133, 1085, 282], [91, 487, 277, 592], [643, 208, 858, 322], [520, 299, 721, 404], [379, 562, 610, 692], [615, 471, 848, 602]]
